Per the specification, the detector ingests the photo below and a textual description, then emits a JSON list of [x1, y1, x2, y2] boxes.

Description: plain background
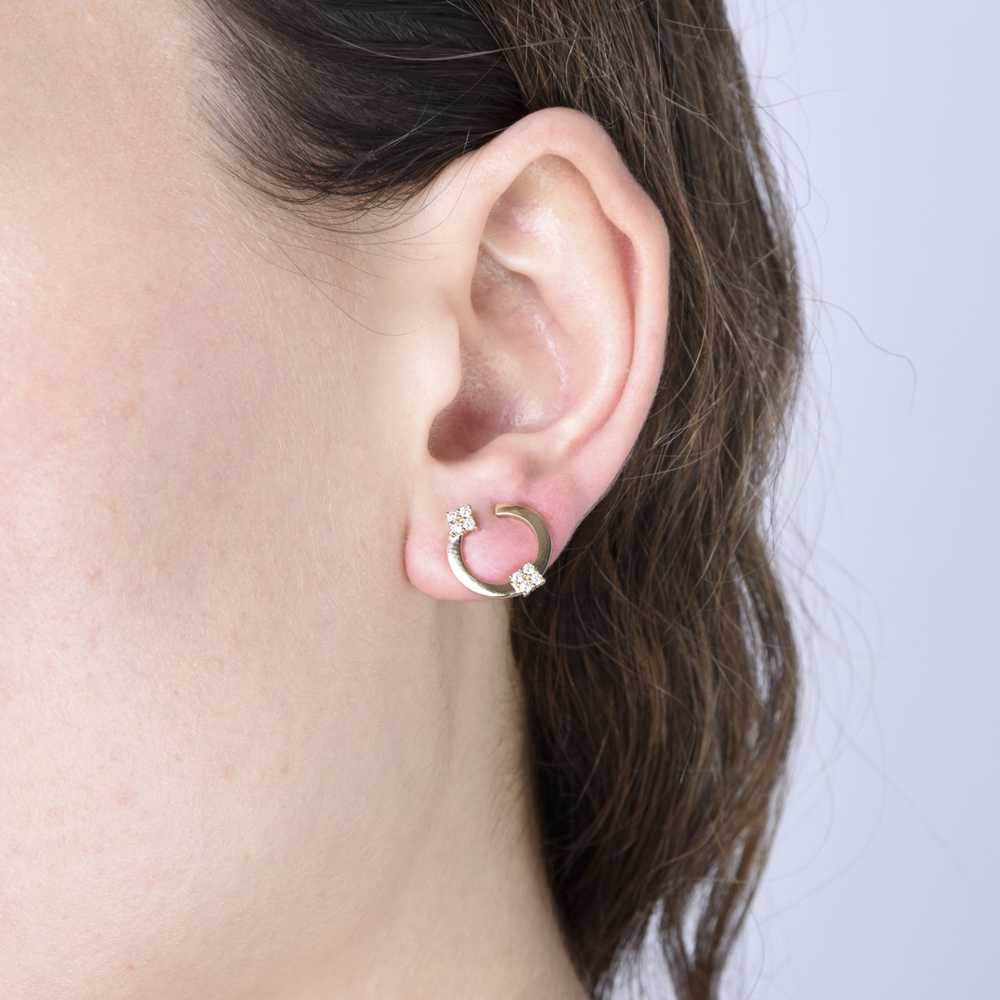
[[718, 1, 1000, 998]]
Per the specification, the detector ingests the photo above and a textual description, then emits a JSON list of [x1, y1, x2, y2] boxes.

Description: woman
[[0, 1, 801, 998]]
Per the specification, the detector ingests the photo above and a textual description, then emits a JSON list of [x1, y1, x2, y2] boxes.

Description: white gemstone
[[510, 561, 545, 595], [447, 506, 476, 537]]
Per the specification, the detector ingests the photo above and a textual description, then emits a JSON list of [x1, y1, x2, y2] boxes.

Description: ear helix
[[446, 504, 552, 598]]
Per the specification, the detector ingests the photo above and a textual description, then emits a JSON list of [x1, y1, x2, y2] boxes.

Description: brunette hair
[[197, 1, 802, 996]]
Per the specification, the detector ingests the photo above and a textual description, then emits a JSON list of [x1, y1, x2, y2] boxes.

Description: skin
[[0, 2, 669, 998]]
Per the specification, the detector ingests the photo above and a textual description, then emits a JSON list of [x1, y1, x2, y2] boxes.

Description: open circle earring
[[446, 503, 552, 598]]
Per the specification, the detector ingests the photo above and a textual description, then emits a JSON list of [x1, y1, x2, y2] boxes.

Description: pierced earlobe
[[446, 504, 551, 598]]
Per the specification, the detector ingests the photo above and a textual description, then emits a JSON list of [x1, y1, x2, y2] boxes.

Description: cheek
[[0, 234, 285, 659], [0, 7, 448, 991], [0, 202, 439, 992]]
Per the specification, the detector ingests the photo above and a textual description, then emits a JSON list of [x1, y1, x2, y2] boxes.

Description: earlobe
[[404, 108, 669, 601], [447, 503, 552, 599]]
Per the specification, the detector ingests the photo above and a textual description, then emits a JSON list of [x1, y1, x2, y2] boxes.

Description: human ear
[[402, 108, 669, 600]]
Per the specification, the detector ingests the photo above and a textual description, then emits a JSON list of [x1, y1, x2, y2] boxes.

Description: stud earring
[[446, 504, 552, 598]]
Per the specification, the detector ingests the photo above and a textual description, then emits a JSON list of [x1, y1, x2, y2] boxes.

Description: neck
[[279, 599, 588, 1000]]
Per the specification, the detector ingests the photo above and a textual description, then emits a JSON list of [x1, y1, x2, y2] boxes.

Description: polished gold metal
[[446, 503, 552, 598]]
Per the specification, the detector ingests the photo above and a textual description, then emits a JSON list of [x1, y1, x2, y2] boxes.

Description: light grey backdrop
[[721, 1, 1000, 998]]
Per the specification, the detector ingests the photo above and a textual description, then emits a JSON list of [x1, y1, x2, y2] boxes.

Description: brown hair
[[197, 1, 802, 996]]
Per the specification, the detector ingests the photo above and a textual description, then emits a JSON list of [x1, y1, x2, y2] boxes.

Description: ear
[[402, 108, 669, 600]]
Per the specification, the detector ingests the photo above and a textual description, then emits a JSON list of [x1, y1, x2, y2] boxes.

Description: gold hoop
[[446, 503, 552, 599]]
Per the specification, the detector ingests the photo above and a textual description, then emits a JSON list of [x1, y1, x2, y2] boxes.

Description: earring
[[446, 503, 552, 598]]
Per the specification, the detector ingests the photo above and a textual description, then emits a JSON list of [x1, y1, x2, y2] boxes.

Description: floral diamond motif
[[447, 505, 477, 540], [510, 562, 546, 596]]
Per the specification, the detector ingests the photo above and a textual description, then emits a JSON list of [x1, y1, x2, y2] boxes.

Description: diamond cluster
[[447, 505, 477, 540], [510, 562, 546, 596]]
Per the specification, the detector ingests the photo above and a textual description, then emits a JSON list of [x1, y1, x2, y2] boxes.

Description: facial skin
[[0, 3, 668, 998]]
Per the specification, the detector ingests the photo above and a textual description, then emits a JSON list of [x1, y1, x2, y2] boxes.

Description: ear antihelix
[[445, 504, 551, 598]]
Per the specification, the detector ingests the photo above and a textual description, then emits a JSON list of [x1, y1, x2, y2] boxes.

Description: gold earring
[[446, 504, 552, 598]]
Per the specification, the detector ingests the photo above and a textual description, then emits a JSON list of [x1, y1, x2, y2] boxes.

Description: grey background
[[724, 1, 1000, 998]]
